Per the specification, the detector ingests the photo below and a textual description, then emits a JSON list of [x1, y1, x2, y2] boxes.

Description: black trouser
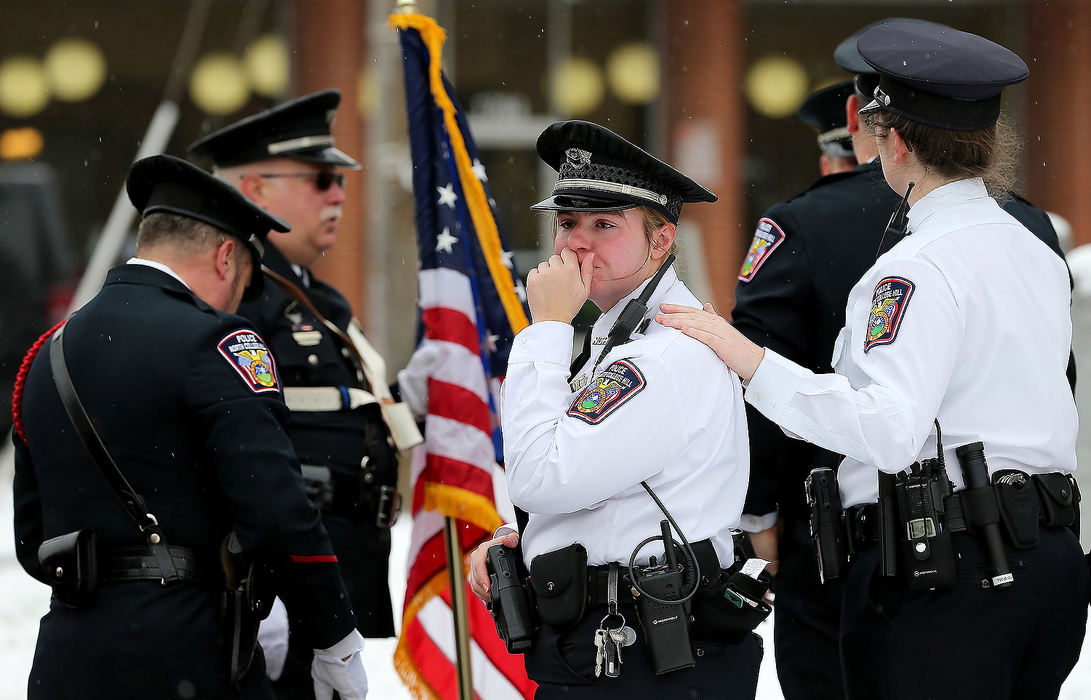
[[841, 526, 1088, 700], [772, 516, 846, 700], [523, 602, 763, 699]]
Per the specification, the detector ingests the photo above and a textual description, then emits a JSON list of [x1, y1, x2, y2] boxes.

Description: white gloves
[[312, 629, 368, 700], [397, 340, 439, 420], [257, 597, 290, 680]]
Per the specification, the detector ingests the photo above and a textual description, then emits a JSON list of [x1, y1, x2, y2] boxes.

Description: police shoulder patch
[[864, 276, 915, 353], [567, 360, 646, 425], [738, 217, 786, 282], [217, 329, 280, 392]]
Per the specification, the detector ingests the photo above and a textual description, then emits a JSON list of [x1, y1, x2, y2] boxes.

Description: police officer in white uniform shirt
[[469, 120, 762, 699], [660, 21, 1087, 700]]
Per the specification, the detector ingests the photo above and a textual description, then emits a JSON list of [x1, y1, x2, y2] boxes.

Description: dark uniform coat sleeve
[[12, 264, 354, 698]]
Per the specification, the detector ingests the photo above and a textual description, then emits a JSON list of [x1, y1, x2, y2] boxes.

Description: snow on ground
[[0, 443, 1088, 699]]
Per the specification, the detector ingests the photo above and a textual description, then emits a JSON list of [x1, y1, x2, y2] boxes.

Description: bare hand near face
[[655, 302, 766, 381], [527, 248, 595, 324]]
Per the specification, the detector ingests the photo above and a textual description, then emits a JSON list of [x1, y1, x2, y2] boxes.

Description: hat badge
[[565, 147, 592, 171]]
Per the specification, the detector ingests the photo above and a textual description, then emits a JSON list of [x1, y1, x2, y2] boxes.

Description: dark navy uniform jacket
[[733, 159, 1069, 523], [12, 264, 355, 699], [237, 243, 397, 638]]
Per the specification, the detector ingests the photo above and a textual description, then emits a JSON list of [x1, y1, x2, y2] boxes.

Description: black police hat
[[187, 90, 360, 169], [126, 154, 290, 299], [834, 18, 940, 105], [796, 81, 855, 159], [531, 120, 716, 225], [856, 21, 1028, 131]]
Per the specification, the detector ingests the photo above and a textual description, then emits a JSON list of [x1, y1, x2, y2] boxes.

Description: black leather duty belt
[[844, 501, 972, 554], [99, 544, 214, 585], [585, 539, 719, 606], [301, 464, 401, 529]]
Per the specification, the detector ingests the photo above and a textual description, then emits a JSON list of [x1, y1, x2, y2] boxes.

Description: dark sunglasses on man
[[255, 170, 345, 191]]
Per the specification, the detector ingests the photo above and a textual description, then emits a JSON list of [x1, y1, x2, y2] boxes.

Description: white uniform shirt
[[501, 266, 750, 566], [746, 178, 1075, 507]]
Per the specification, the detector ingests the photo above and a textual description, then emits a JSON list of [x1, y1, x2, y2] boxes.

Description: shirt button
[[307, 354, 319, 366], [341, 347, 351, 358]]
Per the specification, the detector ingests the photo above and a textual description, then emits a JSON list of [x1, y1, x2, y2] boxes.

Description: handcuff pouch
[[528, 543, 587, 630], [38, 529, 98, 609]]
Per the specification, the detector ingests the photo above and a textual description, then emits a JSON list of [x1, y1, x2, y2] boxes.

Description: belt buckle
[[375, 485, 401, 529]]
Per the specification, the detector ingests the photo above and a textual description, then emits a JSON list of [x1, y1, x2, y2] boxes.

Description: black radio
[[632, 521, 695, 674], [893, 456, 955, 591]]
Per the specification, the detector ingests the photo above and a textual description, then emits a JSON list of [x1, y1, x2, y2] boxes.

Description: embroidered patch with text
[[738, 218, 786, 282], [864, 277, 915, 353], [567, 360, 646, 425], [217, 329, 280, 393]]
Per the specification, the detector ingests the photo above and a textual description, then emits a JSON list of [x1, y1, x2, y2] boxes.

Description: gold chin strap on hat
[[261, 265, 423, 452]]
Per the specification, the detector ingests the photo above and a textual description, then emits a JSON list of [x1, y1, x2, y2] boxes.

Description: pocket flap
[[529, 543, 586, 599], [1036, 473, 1074, 507]]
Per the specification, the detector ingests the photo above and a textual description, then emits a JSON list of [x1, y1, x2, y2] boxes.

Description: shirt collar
[[126, 257, 190, 289], [907, 177, 989, 233]]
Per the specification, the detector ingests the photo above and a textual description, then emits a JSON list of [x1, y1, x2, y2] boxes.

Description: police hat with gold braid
[[126, 154, 290, 300], [531, 120, 716, 225], [187, 89, 361, 169]]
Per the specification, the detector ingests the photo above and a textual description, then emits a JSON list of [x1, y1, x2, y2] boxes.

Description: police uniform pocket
[[529, 544, 587, 631]]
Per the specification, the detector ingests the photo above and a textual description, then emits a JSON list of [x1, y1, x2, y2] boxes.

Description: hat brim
[[530, 193, 641, 215], [290, 147, 361, 170]]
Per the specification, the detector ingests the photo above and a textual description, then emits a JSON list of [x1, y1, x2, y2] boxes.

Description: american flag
[[389, 11, 536, 700]]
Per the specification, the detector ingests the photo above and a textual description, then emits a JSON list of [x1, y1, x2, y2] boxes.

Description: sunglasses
[[256, 171, 345, 191]]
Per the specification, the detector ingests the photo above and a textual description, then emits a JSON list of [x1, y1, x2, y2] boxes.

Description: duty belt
[[99, 543, 214, 585], [301, 464, 401, 529], [845, 471, 1080, 554]]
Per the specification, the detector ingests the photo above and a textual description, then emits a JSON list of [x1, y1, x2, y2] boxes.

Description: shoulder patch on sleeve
[[738, 217, 786, 282], [864, 277, 915, 353], [217, 329, 280, 392], [567, 360, 646, 425]]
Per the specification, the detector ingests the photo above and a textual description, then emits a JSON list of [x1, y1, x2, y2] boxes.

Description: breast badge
[[217, 329, 280, 392], [567, 360, 646, 425], [864, 276, 915, 353]]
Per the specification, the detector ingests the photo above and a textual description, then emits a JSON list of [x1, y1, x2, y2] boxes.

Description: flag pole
[[444, 517, 475, 700]]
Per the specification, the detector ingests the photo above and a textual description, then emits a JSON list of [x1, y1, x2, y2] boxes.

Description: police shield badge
[[738, 218, 785, 282], [567, 360, 646, 425], [864, 277, 914, 353], [218, 329, 280, 392]]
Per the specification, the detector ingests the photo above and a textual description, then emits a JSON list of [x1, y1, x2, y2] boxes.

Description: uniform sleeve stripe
[[290, 554, 339, 563]]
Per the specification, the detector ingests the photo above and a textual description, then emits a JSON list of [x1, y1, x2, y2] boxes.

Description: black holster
[[38, 529, 98, 608], [689, 542, 772, 645], [219, 533, 271, 685]]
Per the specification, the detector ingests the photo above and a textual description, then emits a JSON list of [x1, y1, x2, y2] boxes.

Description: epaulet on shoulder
[[12, 319, 67, 445]]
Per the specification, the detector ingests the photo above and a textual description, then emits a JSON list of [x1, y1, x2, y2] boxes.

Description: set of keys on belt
[[593, 564, 636, 678]]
